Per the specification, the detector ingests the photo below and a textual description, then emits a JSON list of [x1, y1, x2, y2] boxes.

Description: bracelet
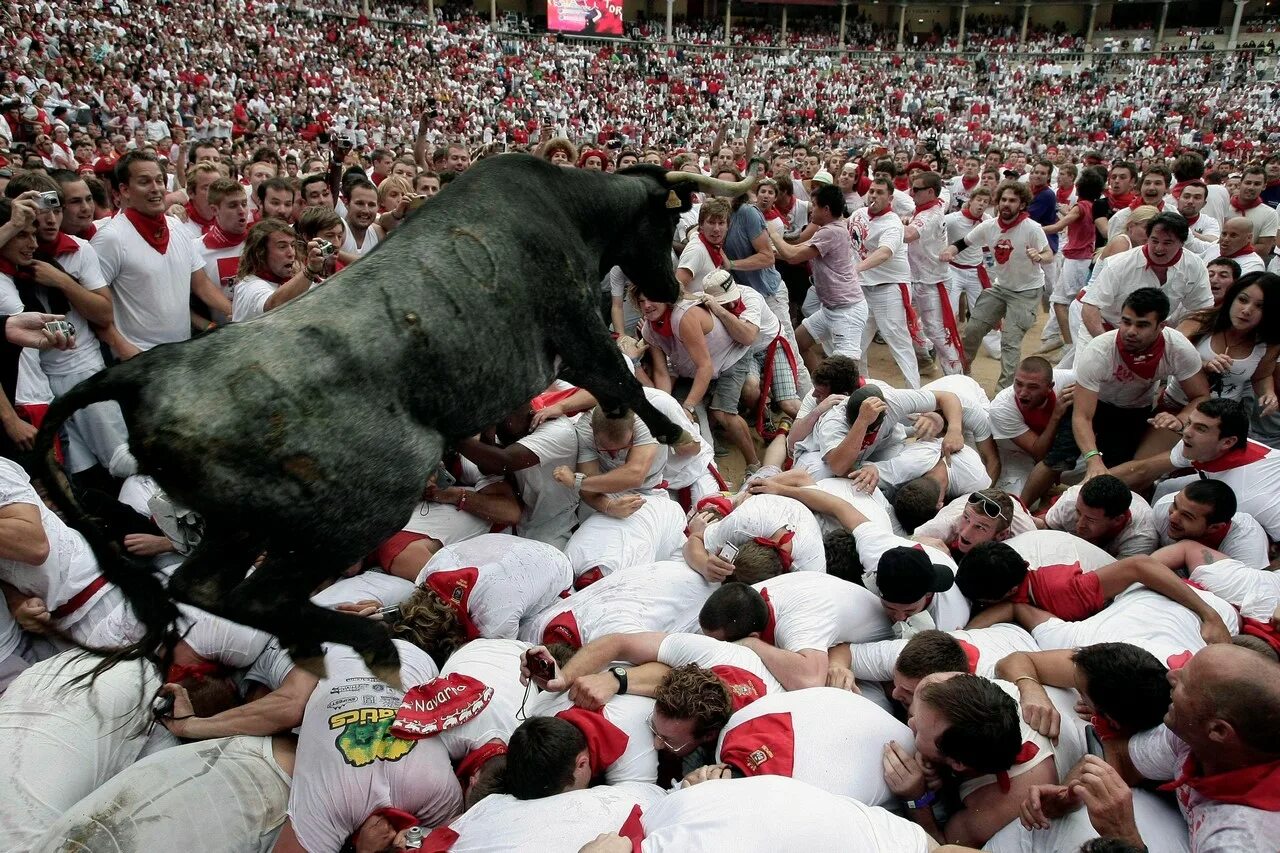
[[573, 472, 586, 493], [1081, 450, 1103, 462], [904, 790, 937, 810], [457, 492, 468, 512], [1013, 675, 1040, 688]]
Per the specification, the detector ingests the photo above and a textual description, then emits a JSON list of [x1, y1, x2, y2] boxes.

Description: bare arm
[[1081, 303, 1106, 338], [457, 436, 541, 476], [556, 632, 667, 687], [1097, 557, 1230, 641], [856, 245, 893, 273], [1070, 385, 1107, 479], [0, 501, 50, 565], [191, 269, 233, 316], [578, 443, 659, 493], [747, 479, 869, 531], [728, 227, 777, 273], [678, 310, 716, 410], [737, 638, 827, 690], [165, 666, 319, 739]]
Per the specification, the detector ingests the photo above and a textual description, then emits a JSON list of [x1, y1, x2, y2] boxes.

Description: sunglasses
[[968, 492, 1008, 521]]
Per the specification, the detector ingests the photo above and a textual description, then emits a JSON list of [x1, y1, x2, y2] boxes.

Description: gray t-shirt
[[726, 203, 783, 297]]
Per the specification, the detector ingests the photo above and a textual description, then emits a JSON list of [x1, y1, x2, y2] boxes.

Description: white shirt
[[1202, 244, 1267, 275], [400, 456, 503, 546], [676, 238, 722, 294], [852, 623, 1041, 681], [526, 691, 658, 785], [199, 234, 245, 312], [341, 218, 380, 256], [520, 561, 715, 647], [512, 414, 580, 548], [1043, 486, 1158, 558], [289, 642, 461, 853], [575, 412, 667, 492], [1130, 724, 1280, 853], [961, 215, 1050, 292], [922, 374, 993, 442], [232, 272, 305, 323], [436, 638, 532, 761], [92, 213, 204, 350], [907, 202, 951, 282], [794, 387, 939, 476], [1003, 529, 1117, 572], [715, 688, 913, 807], [1075, 329, 1203, 410], [851, 523, 971, 630], [702, 494, 825, 573], [1189, 558, 1280, 621], [1082, 245, 1213, 330], [657, 633, 785, 697], [803, 477, 895, 537], [849, 207, 911, 285], [754, 572, 893, 651], [11, 238, 108, 376], [565, 493, 686, 579], [988, 368, 1076, 448], [945, 209, 988, 266], [416, 534, 573, 640], [1167, 439, 1280, 541], [644, 386, 714, 491], [1152, 496, 1269, 568]]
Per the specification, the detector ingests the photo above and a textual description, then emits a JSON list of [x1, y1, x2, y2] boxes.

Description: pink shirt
[[807, 220, 864, 307]]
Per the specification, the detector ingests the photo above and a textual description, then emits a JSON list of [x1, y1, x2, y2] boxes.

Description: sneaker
[[1035, 334, 1064, 355], [776, 416, 793, 435]]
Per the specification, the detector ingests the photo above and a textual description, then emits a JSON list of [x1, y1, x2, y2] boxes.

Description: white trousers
[[912, 279, 965, 374], [860, 283, 921, 389]]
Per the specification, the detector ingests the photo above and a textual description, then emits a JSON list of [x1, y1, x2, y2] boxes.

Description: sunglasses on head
[[968, 492, 1008, 521]]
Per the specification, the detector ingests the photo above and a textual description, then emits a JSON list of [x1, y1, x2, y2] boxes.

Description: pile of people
[[0, 4, 1280, 852]]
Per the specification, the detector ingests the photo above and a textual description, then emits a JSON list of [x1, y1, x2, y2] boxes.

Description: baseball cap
[[702, 269, 742, 304], [876, 546, 955, 604], [811, 169, 834, 185]]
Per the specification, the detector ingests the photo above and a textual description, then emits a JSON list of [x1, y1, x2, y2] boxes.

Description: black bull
[[35, 156, 755, 684]]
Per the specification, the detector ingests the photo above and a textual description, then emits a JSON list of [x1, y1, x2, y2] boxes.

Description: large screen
[[547, 0, 623, 35]]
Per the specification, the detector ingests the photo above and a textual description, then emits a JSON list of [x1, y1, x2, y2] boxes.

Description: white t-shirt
[[851, 523, 971, 630], [921, 374, 993, 442], [400, 456, 503, 545], [519, 561, 716, 647], [436, 638, 531, 761], [565, 493, 686, 580], [199, 235, 244, 311], [988, 369, 1076, 472], [639, 776, 933, 853], [852, 623, 1041, 681], [1031, 586, 1239, 670], [0, 459, 108, 628], [754, 571, 894, 651], [12, 238, 108, 376], [1044, 484, 1159, 558], [1074, 328, 1203, 410], [715, 687, 913, 807], [907, 202, 951, 282], [1152, 495, 1269, 568], [575, 412, 667, 492], [512, 414, 580, 548], [1167, 439, 1280, 541], [1082, 245, 1213, 329], [702, 494, 825, 574], [1130, 724, 1280, 853], [961, 215, 1050, 292], [1203, 244, 1267, 275], [341, 218, 380, 256], [1003, 529, 1117, 573], [92, 213, 204, 350], [740, 286, 781, 351], [849, 208, 911, 285], [231, 272, 299, 323], [676, 238, 722, 294], [794, 387, 939, 476], [525, 691, 658, 786], [426, 782, 665, 853], [1189, 558, 1280, 621], [644, 386, 714, 491], [657, 632, 784, 697], [311, 571, 417, 609], [416, 534, 573, 640], [288, 642, 461, 853], [804, 477, 895, 538]]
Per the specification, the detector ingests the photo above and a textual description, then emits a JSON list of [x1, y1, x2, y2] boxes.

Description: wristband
[[573, 472, 586, 493], [457, 491, 468, 512], [904, 790, 937, 810], [1081, 450, 1103, 462]]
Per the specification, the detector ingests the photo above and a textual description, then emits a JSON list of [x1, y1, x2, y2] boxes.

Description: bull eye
[[404, 312, 420, 325]]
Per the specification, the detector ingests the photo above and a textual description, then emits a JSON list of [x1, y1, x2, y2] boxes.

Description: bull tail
[[35, 367, 181, 680]]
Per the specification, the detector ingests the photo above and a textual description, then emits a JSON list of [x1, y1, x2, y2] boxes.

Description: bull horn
[[665, 171, 757, 197]]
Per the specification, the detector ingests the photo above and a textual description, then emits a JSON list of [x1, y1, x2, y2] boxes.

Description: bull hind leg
[[554, 314, 692, 448], [219, 551, 404, 688], [166, 532, 262, 618]]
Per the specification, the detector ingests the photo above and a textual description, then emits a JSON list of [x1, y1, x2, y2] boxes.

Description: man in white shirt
[[1176, 181, 1221, 257], [987, 356, 1076, 499], [198, 176, 251, 318], [1039, 477, 1159, 558], [1230, 166, 1278, 260], [1203, 216, 1268, 275], [683, 491, 825, 582], [231, 219, 324, 322], [341, 178, 382, 257], [942, 180, 1052, 390], [1152, 480, 1269, 568], [850, 177, 922, 388], [91, 151, 231, 356], [906, 171, 964, 374]]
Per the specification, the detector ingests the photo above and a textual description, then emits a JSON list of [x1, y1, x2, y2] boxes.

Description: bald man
[[1205, 217, 1266, 275]]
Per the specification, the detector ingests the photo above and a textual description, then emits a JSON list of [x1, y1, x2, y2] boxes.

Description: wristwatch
[[573, 472, 586, 493], [904, 790, 937, 810], [609, 665, 628, 695]]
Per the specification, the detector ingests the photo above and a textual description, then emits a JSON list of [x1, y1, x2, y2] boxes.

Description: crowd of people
[[1, 1, 1280, 852]]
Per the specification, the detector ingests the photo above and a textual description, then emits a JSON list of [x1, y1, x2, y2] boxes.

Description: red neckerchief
[[894, 176, 909, 192], [698, 232, 725, 268], [123, 207, 170, 254], [1231, 195, 1263, 213], [0, 257, 19, 276], [1159, 755, 1280, 811], [710, 664, 767, 712], [255, 267, 289, 285], [914, 198, 942, 216], [957, 639, 981, 673], [81, 222, 97, 240], [960, 175, 979, 191], [555, 707, 628, 777], [167, 660, 224, 683], [1223, 243, 1257, 259], [352, 808, 418, 849], [1143, 245, 1184, 269], [37, 233, 79, 257], [1184, 213, 1200, 227], [964, 740, 1041, 794], [997, 212, 1029, 232], [1016, 389, 1057, 435], [722, 298, 746, 316], [1199, 521, 1233, 550], [1109, 191, 1137, 208], [184, 201, 214, 232], [962, 207, 984, 223], [758, 587, 778, 646], [1131, 197, 1164, 211], [860, 424, 881, 452], [203, 223, 246, 251], [1116, 331, 1168, 381], [648, 305, 676, 338], [868, 205, 895, 220], [1055, 186, 1073, 204], [617, 804, 645, 851], [751, 527, 795, 571], [453, 741, 507, 787], [1192, 440, 1272, 473], [531, 386, 582, 412], [763, 206, 787, 228], [695, 495, 734, 518], [424, 567, 481, 640]]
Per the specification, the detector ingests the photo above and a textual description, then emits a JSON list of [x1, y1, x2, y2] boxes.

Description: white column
[[896, 1, 907, 51], [666, 0, 674, 42], [781, 5, 788, 43], [1155, 0, 1169, 49], [1229, 0, 1247, 51], [838, 0, 848, 47], [490, 0, 497, 25], [1019, 0, 1030, 46], [360, 0, 369, 16], [1085, 0, 1098, 45], [724, 0, 732, 45], [957, 2, 968, 50]]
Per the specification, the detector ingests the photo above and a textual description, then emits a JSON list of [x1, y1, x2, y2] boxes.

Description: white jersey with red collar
[[415, 534, 573, 640], [714, 687, 912, 807], [1081, 245, 1213, 330], [1043, 483, 1159, 559], [1189, 558, 1280, 622], [1031, 586, 1239, 671], [519, 561, 716, 649], [526, 691, 658, 786], [957, 678, 1058, 801], [637, 776, 933, 852], [907, 201, 951, 282], [851, 623, 1041, 682], [1167, 439, 1280, 541], [1152, 496, 1269, 568], [702, 493, 825, 574], [565, 493, 686, 581], [849, 206, 911, 285], [850, 523, 972, 631], [752, 571, 893, 652]]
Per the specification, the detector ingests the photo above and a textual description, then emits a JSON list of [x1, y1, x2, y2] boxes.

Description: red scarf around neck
[[203, 223, 246, 251], [763, 206, 790, 229], [868, 205, 895, 220], [184, 201, 214, 231], [37, 233, 79, 258], [0, 257, 20, 277], [751, 527, 796, 571], [1232, 195, 1262, 213], [1159, 755, 1280, 811], [962, 207, 984, 223], [914, 198, 942, 216], [1016, 389, 1057, 435], [1131, 197, 1164, 211], [648, 305, 676, 338], [698, 231, 725, 268], [1055, 186, 1073, 204], [1223, 243, 1257, 259], [256, 266, 290, 285], [1116, 330, 1168, 381], [123, 207, 170, 254], [997, 212, 1029, 232], [1109, 191, 1136, 208], [960, 175, 979, 191], [1143, 245, 1184, 269], [81, 222, 97, 240]]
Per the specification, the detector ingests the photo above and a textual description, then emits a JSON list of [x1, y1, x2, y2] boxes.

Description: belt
[[50, 575, 108, 620]]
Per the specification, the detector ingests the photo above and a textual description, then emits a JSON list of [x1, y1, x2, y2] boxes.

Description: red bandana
[[1130, 197, 1163, 211], [751, 526, 795, 572], [868, 205, 896, 220], [1199, 521, 1233, 550], [0, 258, 17, 277], [997, 212, 1029, 232], [1231, 195, 1263, 214], [203, 224, 246, 251], [167, 660, 224, 683], [759, 587, 778, 646], [1192, 440, 1272, 473], [1159, 755, 1280, 811], [1143, 245, 1184, 269], [648, 305, 676, 338], [698, 232, 725, 268], [996, 741, 1042, 793], [1016, 389, 1057, 435], [764, 206, 790, 230], [914, 198, 942, 216], [710, 664, 768, 712], [960, 175, 979, 191], [695, 494, 734, 518], [123, 208, 170, 254], [255, 266, 289, 285], [1223, 244, 1257, 259], [453, 741, 507, 787], [424, 567, 482, 640], [1109, 191, 1137, 208], [37, 233, 79, 258], [555, 707, 628, 777], [542, 610, 583, 649], [1116, 330, 1168, 381], [184, 201, 214, 232], [531, 386, 581, 412], [962, 207, 984, 223], [1055, 186, 1073, 205], [81, 222, 96, 240], [957, 639, 981, 674]]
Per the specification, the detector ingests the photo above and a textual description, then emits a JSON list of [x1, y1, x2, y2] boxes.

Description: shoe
[[1035, 335, 1064, 354], [873, 332, 886, 345], [776, 416, 793, 435]]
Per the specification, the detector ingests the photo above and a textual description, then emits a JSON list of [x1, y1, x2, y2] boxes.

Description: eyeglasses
[[968, 492, 1008, 521], [647, 713, 690, 753]]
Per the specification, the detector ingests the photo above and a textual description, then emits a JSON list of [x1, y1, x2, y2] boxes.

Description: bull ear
[[666, 190, 681, 209]]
